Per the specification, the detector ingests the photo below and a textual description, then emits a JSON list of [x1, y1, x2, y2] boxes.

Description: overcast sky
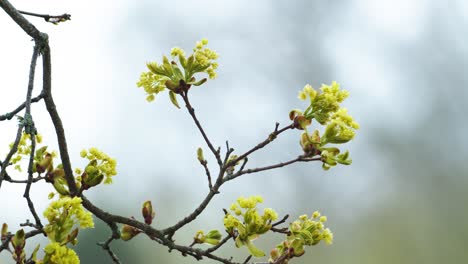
[[1, 1, 467, 263]]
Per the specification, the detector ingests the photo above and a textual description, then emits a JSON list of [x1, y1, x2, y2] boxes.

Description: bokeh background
[[1, 0, 467, 263]]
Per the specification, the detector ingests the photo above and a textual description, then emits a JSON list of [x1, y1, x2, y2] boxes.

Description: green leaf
[[235, 236, 246, 248], [162, 56, 174, 76], [147, 62, 168, 76], [30, 244, 40, 261], [185, 55, 195, 76], [169, 91, 180, 109], [171, 63, 185, 81], [190, 78, 207, 86], [246, 240, 265, 257], [179, 55, 187, 68]]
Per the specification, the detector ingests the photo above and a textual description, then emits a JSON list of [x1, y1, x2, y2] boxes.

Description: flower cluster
[[224, 196, 278, 257], [38, 197, 93, 263], [38, 242, 80, 264], [77, 147, 117, 188], [7, 132, 44, 172], [269, 211, 333, 263], [43, 197, 94, 243], [137, 39, 219, 106], [291, 82, 359, 170]]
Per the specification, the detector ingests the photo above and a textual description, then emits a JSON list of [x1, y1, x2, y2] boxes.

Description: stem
[[181, 92, 223, 166]]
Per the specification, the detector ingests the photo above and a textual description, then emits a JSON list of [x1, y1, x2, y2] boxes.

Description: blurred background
[[1, 0, 467, 263]]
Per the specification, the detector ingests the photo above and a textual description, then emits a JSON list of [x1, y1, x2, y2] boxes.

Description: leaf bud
[[142, 201, 156, 225]]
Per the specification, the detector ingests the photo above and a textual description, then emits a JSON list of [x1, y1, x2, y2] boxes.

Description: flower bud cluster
[[269, 211, 333, 263], [77, 147, 117, 189], [39, 197, 93, 264], [8, 133, 44, 172], [290, 82, 359, 170], [224, 196, 278, 257], [137, 39, 219, 107]]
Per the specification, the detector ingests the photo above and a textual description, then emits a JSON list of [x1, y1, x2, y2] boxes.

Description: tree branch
[[41, 39, 78, 196], [181, 92, 223, 166], [0, 93, 44, 121], [97, 236, 122, 264], [18, 10, 70, 24], [0, 0, 42, 39], [226, 123, 295, 169], [21, 44, 43, 229], [224, 156, 321, 182]]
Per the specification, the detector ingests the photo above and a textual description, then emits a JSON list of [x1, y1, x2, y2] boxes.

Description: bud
[[204, 230, 222, 245], [289, 109, 302, 121], [36, 153, 53, 173], [46, 167, 65, 183], [1, 223, 8, 239], [291, 238, 305, 257], [197, 148, 205, 164], [142, 201, 156, 225], [300, 132, 314, 154], [67, 228, 79, 245], [52, 177, 70, 196], [193, 230, 205, 244], [270, 248, 280, 261], [11, 229, 26, 263], [165, 80, 179, 91], [121, 224, 141, 241], [294, 115, 311, 130], [84, 173, 104, 188]]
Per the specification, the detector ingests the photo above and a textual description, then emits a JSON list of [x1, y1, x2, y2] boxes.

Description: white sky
[[1, 0, 466, 262]]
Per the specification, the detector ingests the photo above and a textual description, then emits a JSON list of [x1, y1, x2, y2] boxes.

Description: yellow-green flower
[[41, 242, 79, 264], [79, 147, 117, 185], [224, 196, 278, 258], [43, 197, 94, 243], [137, 39, 219, 107]]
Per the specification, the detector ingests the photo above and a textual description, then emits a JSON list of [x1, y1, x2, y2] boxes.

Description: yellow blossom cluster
[[79, 147, 117, 184], [136, 71, 167, 102], [137, 39, 219, 106], [43, 197, 94, 243], [37, 242, 80, 264], [291, 81, 359, 169], [269, 211, 333, 263], [7, 133, 44, 172], [224, 196, 278, 257]]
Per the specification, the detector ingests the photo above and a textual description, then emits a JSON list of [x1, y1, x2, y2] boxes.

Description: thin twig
[[4, 176, 45, 184], [272, 214, 289, 227], [238, 157, 248, 173], [223, 141, 234, 165], [41, 38, 78, 196], [22, 44, 43, 229], [0, 93, 45, 121], [224, 156, 321, 182], [18, 10, 70, 24], [226, 123, 295, 168], [206, 234, 233, 253], [201, 160, 213, 190], [181, 93, 223, 166], [97, 236, 122, 264], [0, 124, 24, 190]]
